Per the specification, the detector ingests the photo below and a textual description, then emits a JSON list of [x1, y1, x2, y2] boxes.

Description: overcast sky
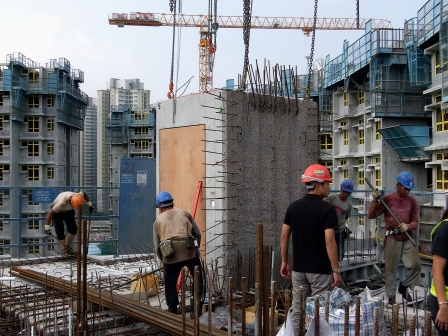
[[1, 0, 426, 103]]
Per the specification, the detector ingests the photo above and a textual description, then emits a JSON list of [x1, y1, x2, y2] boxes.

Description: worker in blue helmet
[[368, 171, 421, 305], [153, 191, 203, 315], [326, 179, 353, 260]]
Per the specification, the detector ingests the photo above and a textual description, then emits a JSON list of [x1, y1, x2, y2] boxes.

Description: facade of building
[[318, 0, 448, 236], [97, 79, 153, 214], [81, 97, 97, 189], [0, 52, 88, 257]]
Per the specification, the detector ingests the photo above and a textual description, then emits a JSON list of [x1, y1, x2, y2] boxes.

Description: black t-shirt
[[431, 220, 448, 287], [283, 193, 338, 274]]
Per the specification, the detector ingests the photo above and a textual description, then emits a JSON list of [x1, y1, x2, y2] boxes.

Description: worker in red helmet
[[368, 171, 421, 305], [280, 164, 342, 335], [326, 179, 353, 261], [45, 190, 94, 256]]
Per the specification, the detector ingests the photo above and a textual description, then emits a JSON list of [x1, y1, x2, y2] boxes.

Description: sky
[[0, 0, 427, 103]]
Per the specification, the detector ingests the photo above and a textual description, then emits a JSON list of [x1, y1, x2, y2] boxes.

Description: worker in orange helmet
[[45, 190, 94, 256], [280, 164, 341, 335]]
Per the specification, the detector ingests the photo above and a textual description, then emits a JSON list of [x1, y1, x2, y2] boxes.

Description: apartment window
[[358, 215, 365, 226], [134, 111, 149, 120], [28, 96, 39, 108], [358, 170, 365, 186], [135, 127, 149, 135], [343, 129, 348, 146], [24, 238, 39, 254], [375, 170, 381, 187], [47, 167, 55, 179], [22, 165, 40, 181], [26, 215, 40, 230], [435, 94, 442, 103], [358, 129, 365, 145], [28, 70, 39, 83], [46, 143, 54, 155], [320, 160, 332, 170], [375, 156, 381, 164], [0, 93, 3, 106], [436, 152, 448, 160], [22, 189, 35, 205], [319, 134, 333, 150], [47, 237, 55, 252], [0, 140, 10, 156], [436, 165, 448, 190], [436, 108, 448, 132], [0, 114, 9, 131], [25, 117, 39, 132], [0, 165, 9, 181], [133, 139, 149, 150], [0, 240, 10, 255], [47, 119, 54, 131], [343, 170, 349, 179], [47, 96, 55, 107], [375, 121, 381, 140], [343, 92, 349, 106], [22, 141, 39, 156], [358, 90, 365, 105], [435, 50, 448, 75], [340, 159, 347, 166], [359, 158, 364, 165]]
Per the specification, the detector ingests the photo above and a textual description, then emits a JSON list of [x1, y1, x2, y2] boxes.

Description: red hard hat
[[301, 164, 332, 183], [70, 194, 85, 209]]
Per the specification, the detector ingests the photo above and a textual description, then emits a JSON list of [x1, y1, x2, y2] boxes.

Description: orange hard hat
[[70, 194, 85, 209], [301, 164, 332, 183]]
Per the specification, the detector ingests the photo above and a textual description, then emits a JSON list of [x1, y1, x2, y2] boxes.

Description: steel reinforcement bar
[[10, 267, 228, 336]]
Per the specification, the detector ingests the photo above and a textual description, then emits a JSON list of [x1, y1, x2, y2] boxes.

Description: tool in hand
[[365, 177, 416, 247]]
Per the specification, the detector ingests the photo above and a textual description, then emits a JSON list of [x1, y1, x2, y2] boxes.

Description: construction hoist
[[304, 0, 318, 100]]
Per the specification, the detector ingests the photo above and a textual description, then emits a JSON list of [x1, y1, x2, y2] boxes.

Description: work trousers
[[335, 231, 345, 261], [427, 294, 448, 335], [53, 210, 77, 240], [291, 271, 332, 335], [163, 255, 203, 314], [384, 237, 421, 299]]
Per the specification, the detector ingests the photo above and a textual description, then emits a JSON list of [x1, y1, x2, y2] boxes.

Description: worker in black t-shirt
[[280, 163, 342, 335]]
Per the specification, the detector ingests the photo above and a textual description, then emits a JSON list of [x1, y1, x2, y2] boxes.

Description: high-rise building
[[81, 97, 97, 189], [0, 52, 88, 257], [96, 79, 154, 214]]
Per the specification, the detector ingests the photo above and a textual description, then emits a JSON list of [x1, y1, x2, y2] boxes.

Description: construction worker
[[326, 179, 353, 261], [367, 171, 421, 304], [280, 164, 342, 335], [153, 191, 203, 315], [428, 209, 448, 335], [45, 190, 94, 256]]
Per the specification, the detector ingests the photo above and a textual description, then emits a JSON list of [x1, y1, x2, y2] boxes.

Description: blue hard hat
[[340, 179, 354, 193], [155, 191, 174, 208], [396, 171, 415, 189]]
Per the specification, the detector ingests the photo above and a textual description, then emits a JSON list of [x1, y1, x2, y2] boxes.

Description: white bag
[[276, 308, 294, 336], [306, 316, 336, 336]]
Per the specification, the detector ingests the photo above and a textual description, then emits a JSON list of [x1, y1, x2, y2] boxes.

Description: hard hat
[[301, 164, 332, 183], [156, 191, 174, 208], [396, 171, 415, 189], [70, 194, 85, 209], [340, 179, 354, 193]]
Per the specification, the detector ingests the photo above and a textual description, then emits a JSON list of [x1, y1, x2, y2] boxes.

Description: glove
[[398, 223, 409, 233], [87, 201, 94, 214], [44, 224, 51, 235], [371, 188, 381, 201]]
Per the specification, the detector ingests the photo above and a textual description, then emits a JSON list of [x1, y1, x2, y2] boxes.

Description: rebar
[[355, 296, 361, 336], [314, 295, 320, 335]]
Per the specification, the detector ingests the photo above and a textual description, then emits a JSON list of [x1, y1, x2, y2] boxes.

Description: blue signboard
[[118, 158, 156, 249], [32, 188, 58, 203]]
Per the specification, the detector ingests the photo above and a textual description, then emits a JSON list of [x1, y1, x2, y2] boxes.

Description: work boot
[[62, 247, 76, 257], [398, 283, 413, 302]]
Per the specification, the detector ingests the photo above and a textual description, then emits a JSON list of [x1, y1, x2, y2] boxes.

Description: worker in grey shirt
[[326, 180, 353, 260]]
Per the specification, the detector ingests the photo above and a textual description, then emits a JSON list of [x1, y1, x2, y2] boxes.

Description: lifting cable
[[168, 0, 177, 100], [305, 0, 318, 100], [240, 0, 252, 90]]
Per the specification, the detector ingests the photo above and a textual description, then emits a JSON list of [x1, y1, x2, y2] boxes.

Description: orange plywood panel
[[159, 125, 206, 250]]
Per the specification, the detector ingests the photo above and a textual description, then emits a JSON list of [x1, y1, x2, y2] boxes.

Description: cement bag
[[305, 287, 387, 336], [275, 308, 293, 336]]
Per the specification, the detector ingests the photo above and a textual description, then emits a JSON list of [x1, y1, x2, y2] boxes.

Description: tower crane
[[109, 12, 392, 93]]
